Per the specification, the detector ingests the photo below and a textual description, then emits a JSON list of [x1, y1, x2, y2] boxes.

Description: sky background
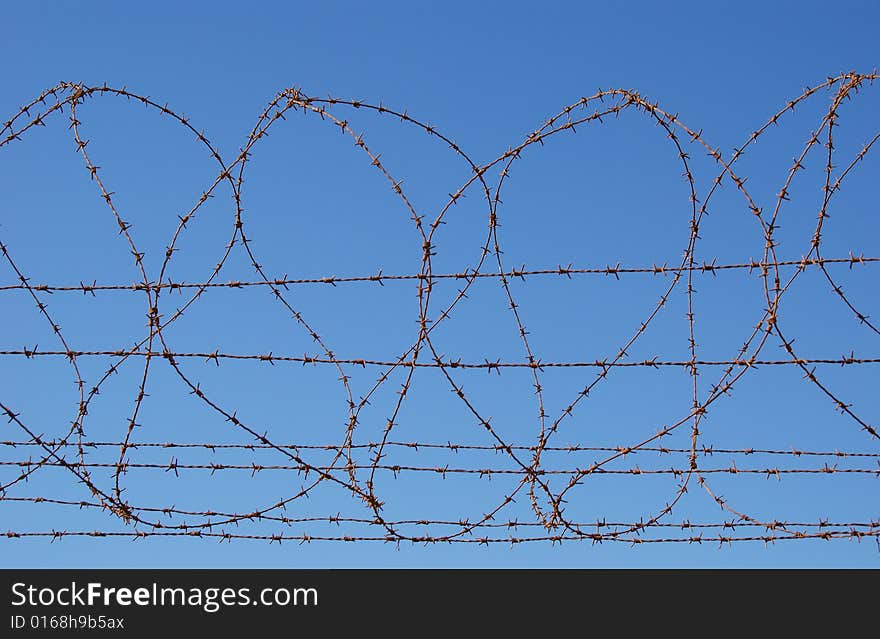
[[0, 1, 878, 567]]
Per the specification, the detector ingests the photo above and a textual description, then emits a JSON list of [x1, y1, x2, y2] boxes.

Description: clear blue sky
[[1, 1, 878, 567]]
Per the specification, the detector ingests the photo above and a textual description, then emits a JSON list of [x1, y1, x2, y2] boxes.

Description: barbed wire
[[4, 494, 877, 532], [3, 458, 878, 477], [4, 530, 878, 548], [3, 439, 878, 457], [1, 254, 877, 294], [2, 348, 879, 369], [0, 72, 877, 547]]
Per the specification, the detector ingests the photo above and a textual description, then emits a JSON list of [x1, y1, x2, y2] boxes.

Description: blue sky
[[0, 1, 878, 567]]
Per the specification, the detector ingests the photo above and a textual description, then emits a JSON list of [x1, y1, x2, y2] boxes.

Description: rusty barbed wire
[[2, 349, 879, 369], [3, 456, 879, 476], [0, 254, 876, 294], [3, 529, 879, 548], [3, 494, 878, 532], [3, 439, 879, 457], [0, 72, 877, 547]]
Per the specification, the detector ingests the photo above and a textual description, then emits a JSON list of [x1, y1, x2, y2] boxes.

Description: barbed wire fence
[[0, 71, 877, 548]]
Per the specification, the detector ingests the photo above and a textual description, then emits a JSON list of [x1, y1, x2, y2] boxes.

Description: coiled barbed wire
[[0, 72, 877, 547]]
